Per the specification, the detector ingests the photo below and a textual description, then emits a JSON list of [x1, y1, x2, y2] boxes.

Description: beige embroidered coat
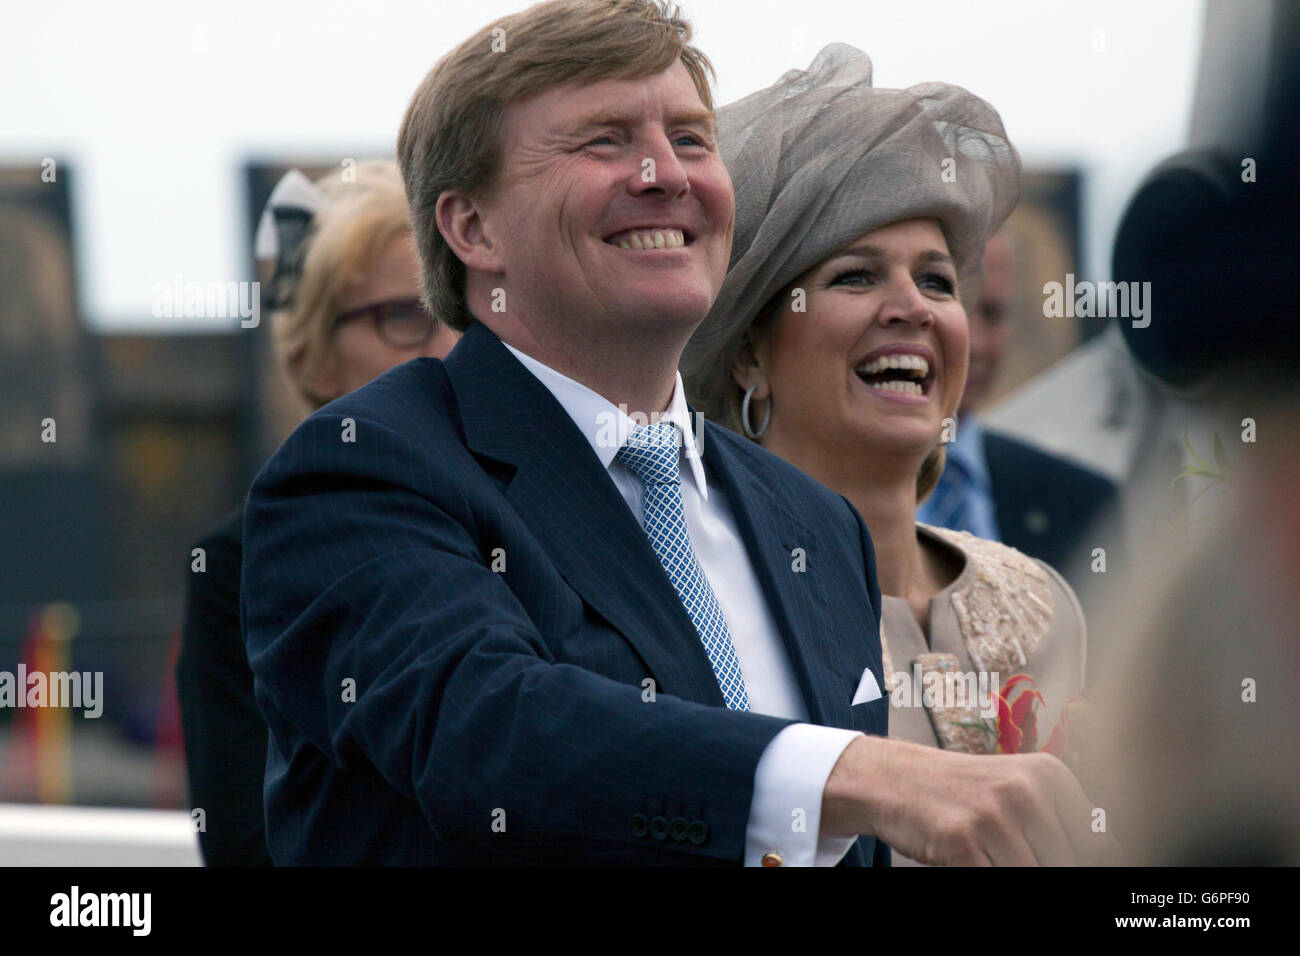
[[883, 524, 1086, 866], [881, 524, 1086, 756]]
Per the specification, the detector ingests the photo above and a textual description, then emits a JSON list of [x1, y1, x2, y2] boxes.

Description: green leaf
[[1213, 433, 1233, 478], [1188, 478, 1225, 506], [1184, 429, 1208, 470], [1172, 468, 1221, 489]]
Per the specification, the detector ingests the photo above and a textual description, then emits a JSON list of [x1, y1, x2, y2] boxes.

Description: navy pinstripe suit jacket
[[240, 319, 890, 865]]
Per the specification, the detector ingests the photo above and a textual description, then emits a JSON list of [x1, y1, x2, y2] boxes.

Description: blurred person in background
[[176, 160, 459, 865], [684, 46, 1102, 865], [1085, 53, 1300, 861], [917, 227, 1122, 582]]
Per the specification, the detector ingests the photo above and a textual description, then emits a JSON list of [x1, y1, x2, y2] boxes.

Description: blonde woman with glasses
[[177, 160, 459, 865]]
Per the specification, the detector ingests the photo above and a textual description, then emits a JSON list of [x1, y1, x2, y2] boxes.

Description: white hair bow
[[254, 169, 326, 309]]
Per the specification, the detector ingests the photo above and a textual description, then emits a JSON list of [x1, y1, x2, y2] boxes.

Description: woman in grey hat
[[683, 45, 1086, 810]]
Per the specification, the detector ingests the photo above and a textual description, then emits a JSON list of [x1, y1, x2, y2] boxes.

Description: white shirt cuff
[[745, 724, 864, 866]]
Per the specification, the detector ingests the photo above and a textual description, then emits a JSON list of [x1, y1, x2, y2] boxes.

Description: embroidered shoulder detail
[[914, 652, 999, 754], [920, 524, 1055, 676], [879, 617, 898, 693]]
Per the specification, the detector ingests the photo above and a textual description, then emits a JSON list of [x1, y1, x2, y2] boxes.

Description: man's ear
[[731, 333, 770, 399], [435, 190, 503, 274]]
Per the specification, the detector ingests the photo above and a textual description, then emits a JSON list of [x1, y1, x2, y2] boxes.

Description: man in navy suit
[[241, 0, 1106, 866]]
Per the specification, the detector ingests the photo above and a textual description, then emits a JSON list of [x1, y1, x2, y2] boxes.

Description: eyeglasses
[[332, 297, 439, 349]]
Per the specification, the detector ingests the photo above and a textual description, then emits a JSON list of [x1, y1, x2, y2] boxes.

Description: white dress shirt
[[503, 342, 864, 866]]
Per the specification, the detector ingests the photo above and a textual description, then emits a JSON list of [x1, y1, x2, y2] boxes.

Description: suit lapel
[[444, 322, 725, 707], [700, 422, 857, 731]]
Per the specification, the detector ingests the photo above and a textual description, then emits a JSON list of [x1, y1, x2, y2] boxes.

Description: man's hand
[[822, 735, 1122, 865]]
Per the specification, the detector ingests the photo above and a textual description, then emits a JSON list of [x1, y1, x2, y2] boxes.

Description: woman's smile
[[853, 344, 937, 404]]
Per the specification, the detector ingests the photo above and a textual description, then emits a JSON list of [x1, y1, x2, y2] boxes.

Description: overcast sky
[[1, 0, 1204, 331]]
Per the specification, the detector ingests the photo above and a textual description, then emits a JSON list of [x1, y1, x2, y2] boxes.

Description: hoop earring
[[741, 385, 772, 440]]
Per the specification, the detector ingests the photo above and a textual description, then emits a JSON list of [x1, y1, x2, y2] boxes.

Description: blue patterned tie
[[616, 421, 750, 710], [920, 454, 1001, 541]]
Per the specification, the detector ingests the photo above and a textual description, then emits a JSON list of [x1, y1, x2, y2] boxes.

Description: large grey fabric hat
[[683, 43, 1020, 422]]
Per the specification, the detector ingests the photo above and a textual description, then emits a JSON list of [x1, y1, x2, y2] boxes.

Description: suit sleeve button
[[687, 820, 709, 845], [630, 813, 649, 837], [668, 817, 689, 842], [761, 851, 784, 867], [649, 816, 670, 840]]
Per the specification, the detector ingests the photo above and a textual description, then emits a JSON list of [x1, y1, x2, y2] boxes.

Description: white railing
[[0, 803, 202, 866]]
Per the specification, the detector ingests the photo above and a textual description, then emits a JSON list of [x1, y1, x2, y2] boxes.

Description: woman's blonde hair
[[269, 160, 412, 408], [397, 0, 715, 331]]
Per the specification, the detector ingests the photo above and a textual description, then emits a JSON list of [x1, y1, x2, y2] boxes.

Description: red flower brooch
[[997, 674, 1046, 754], [993, 674, 1085, 757]]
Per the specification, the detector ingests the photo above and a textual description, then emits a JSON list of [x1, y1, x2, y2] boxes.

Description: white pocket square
[[851, 667, 883, 705]]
